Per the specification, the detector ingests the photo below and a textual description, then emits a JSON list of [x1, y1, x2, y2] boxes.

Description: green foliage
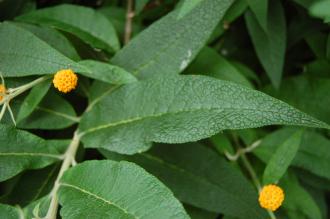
[[58, 160, 189, 219], [0, 0, 329, 218]]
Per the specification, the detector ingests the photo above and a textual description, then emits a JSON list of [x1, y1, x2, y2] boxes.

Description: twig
[[43, 131, 82, 219], [124, 0, 134, 45]]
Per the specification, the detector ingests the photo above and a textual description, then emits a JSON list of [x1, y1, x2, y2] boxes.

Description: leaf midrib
[[0, 152, 62, 159], [60, 182, 138, 219]]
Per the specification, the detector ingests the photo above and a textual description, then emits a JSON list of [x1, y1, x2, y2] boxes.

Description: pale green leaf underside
[[101, 143, 267, 219], [58, 160, 189, 219], [0, 22, 85, 77], [17, 4, 119, 53], [111, 0, 234, 79], [78, 60, 137, 85], [0, 124, 68, 181], [79, 75, 329, 155]]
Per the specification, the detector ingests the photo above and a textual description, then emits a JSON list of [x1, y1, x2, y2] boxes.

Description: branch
[[124, 0, 134, 45]]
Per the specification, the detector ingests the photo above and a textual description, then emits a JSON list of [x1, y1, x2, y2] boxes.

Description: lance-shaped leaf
[[17, 78, 51, 122], [58, 160, 189, 219], [245, 0, 286, 88], [262, 129, 303, 184], [111, 0, 234, 79], [79, 75, 329, 155], [17, 4, 119, 53], [0, 22, 85, 77], [78, 60, 137, 85], [0, 124, 69, 181], [0, 204, 20, 219], [101, 143, 267, 219]]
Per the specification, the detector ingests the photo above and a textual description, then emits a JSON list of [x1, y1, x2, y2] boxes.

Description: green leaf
[[111, 0, 234, 79], [246, 0, 268, 31], [58, 160, 189, 219], [185, 47, 253, 88], [79, 75, 328, 155], [16, 4, 120, 53], [16, 22, 80, 61], [185, 205, 217, 219], [17, 78, 51, 122], [178, 0, 204, 19], [254, 128, 330, 180], [78, 60, 137, 85], [262, 129, 303, 184], [0, 22, 85, 77], [0, 124, 68, 181], [245, 0, 286, 88], [264, 75, 330, 124], [281, 173, 322, 219], [101, 143, 267, 219], [0, 204, 20, 219], [326, 33, 330, 59], [17, 91, 79, 130], [135, 0, 149, 14]]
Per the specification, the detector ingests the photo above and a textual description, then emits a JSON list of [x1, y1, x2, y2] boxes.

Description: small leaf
[[0, 124, 68, 181], [78, 60, 137, 85], [245, 0, 286, 88], [0, 204, 20, 219], [309, 0, 330, 22], [186, 47, 253, 88], [0, 22, 85, 77], [101, 143, 267, 219], [281, 173, 322, 219], [111, 0, 234, 79], [262, 129, 303, 184], [17, 91, 79, 130], [17, 4, 120, 53], [246, 0, 268, 31], [256, 128, 330, 181], [58, 160, 189, 219], [17, 78, 51, 122], [79, 75, 328, 155]]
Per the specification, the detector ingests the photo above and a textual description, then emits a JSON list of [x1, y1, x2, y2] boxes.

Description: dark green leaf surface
[[245, 0, 286, 88], [262, 129, 303, 184], [111, 0, 234, 79], [0, 204, 20, 219], [246, 0, 268, 31], [16, 22, 80, 61], [101, 143, 267, 219], [78, 60, 137, 84], [17, 91, 79, 130], [17, 78, 51, 122], [17, 4, 120, 53], [186, 47, 253, 88], [255, 128, 330, 180], [264, 76, 330, 124], [281, 173, 322, 219], [58, 160, 189, 219], [79, 75, 328, 154], [0, 22, 85, 77], [0, 124, 68, 181]]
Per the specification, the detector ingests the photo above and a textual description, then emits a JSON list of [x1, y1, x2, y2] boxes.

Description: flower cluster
[[0, 84, 6, 101], [258, 184, 285, 211], [53, 69, 78, 93]]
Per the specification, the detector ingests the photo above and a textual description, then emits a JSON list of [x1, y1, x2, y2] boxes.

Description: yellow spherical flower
[[259, 184, 284, 211], [53, 69, 78, 93], [0, 84, 6, 101]]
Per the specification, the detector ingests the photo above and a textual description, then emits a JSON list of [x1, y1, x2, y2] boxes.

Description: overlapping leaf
[[58, 160, 189, 219], [111, 0, 234, 79], [0, 22, 85, 77], [79, 75, 328, 155], [0, 124, 69, 181], [102, 143, 267, 219], [17, 4, 119, 53]]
